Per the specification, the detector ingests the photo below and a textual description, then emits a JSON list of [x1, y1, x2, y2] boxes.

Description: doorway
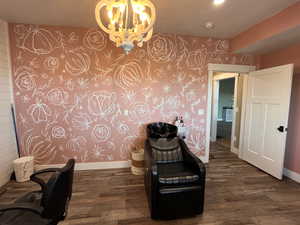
[[206, 63, 294, 180], [212, 75, 236, 149], [210, 71, 244, 155], [205, 64, 256, 163]]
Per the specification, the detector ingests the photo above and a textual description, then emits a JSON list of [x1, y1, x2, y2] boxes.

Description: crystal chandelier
[[95, 0, 156, 54]]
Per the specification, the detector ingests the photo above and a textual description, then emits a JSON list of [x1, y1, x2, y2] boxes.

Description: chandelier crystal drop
[[95, 0, 156, 54]]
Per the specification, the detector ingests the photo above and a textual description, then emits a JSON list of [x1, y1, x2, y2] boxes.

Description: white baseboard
[[0, 173, 11, 188], [35, 160, 131, 171], [231, 147, 239, 155], [283, 168, 300, 183]]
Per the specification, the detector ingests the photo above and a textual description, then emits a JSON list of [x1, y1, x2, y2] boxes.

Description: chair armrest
[[144, 140, 158, 204], [0, 203, 43, 215], [144, 140, 158, 176], [31, 168, 61, 177], [30, 168, 61, 191], [144, 139, 159, 217], [180, 139, 206, 179]]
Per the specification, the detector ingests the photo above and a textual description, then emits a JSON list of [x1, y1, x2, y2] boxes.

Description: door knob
[[277, 126, 284, 133]]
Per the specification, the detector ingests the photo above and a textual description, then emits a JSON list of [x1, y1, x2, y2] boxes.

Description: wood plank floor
[[1, 143, 300, 225]]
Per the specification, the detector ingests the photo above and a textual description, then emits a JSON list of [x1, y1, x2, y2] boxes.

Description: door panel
[[263, 104, 281, 160], [248, 103, 263, 154], [242, 64, 294, 179]]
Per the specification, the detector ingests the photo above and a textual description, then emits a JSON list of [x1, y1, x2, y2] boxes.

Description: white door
[[242, 64, 294, 179]]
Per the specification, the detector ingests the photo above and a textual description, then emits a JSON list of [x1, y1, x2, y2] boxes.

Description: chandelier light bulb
[[205, 21, 215, 29], [107, 10, 113, 19]]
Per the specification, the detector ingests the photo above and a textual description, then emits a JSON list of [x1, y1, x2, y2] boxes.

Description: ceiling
[[0, 0, 298, 38]]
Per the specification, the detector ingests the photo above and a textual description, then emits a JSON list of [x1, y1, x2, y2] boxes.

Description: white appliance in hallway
[[241, 64, 294, 179]]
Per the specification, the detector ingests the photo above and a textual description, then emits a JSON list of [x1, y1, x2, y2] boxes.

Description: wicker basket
[[131, 149, 144, 175], [13, 156, 34, 182]]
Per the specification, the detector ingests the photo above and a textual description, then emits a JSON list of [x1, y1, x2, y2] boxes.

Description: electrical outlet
[[198, 109, 204, 115]]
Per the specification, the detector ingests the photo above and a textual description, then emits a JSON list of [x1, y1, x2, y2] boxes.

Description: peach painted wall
[[9, 23, 255, 165], [260, 41, 300, 174], [230, 2, 300, 53], [261, 42, 300, 73], [285, 73, 300, 174]]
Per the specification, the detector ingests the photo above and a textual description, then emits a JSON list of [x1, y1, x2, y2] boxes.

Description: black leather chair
[[144, 123, 206, 220], [147, 122, 178, 139], [0, 159, 75, 225]]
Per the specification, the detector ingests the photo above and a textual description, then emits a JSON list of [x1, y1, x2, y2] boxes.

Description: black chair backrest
[[149, 137, 183, 163], [64, 159, 75, 200], [41, 159, 75, 221]]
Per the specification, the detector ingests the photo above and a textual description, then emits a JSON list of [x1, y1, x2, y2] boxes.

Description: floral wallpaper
[[9, 23, 255, 165]]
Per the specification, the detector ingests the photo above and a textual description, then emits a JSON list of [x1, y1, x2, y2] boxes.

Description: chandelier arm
[[125, 0, 129, 32], [95, 0, 111, 34], [127, 27, 152, 43], [138, 0, 156, 34], [143, 28, 153, 42]]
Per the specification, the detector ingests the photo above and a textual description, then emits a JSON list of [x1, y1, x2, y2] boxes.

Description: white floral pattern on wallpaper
[[9, 24, 255, 165]]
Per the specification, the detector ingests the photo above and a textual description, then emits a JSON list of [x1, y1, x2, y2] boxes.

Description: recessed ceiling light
[[205, 21, 215, 29], [214, 0, 225, 5]]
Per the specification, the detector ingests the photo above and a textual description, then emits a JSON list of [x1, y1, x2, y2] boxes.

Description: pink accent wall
[[9, 23, 255, 165], [261, 42, 300, 73], [285, 73, 300, 174], [230, 2, 300, 53], [260, 41, 300, 174]]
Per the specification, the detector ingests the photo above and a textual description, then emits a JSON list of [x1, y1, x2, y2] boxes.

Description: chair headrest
[[149, 137, 180, 150], [147, 122, 178, 139]]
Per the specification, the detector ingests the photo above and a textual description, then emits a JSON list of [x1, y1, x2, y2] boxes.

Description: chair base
[[150, 186, 203, 220], [0, 210, 53, 225]]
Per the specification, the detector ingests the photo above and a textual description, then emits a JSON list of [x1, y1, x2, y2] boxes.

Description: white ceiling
[[0, 0, 298, 38]]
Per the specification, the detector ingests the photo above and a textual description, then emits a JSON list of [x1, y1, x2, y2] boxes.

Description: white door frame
[[210, 79, 220, 142], [205, 64, 256, 163], [211, 73, 238, 154]]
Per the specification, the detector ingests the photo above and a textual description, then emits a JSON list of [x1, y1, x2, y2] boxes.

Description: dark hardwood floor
[[1, 143, 300, 225]]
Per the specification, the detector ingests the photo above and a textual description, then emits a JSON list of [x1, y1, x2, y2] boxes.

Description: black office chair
[[0, 159, 75, 225]]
